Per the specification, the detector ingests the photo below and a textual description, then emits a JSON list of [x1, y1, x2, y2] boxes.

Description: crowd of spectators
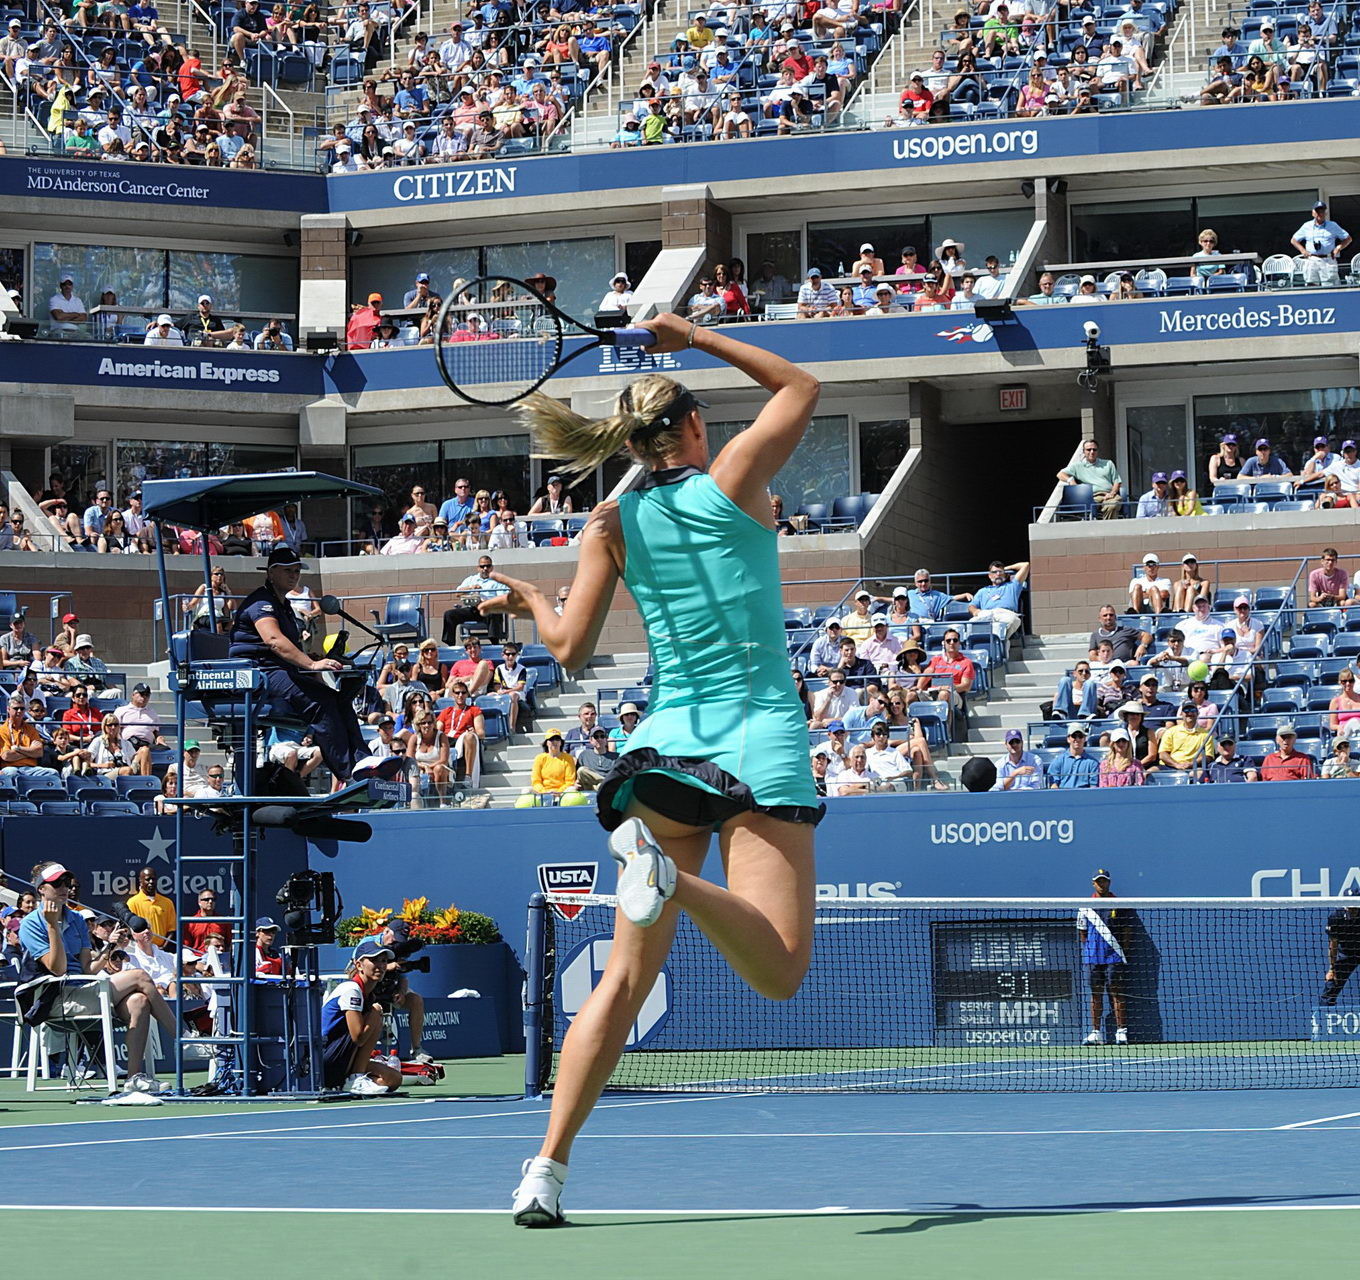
[[890, 0, 1167, 127], [1026, 549, 1360, 789], [42, 273, 296, 350], [1200, 5, 1355, 105], [324, 1, 639, 171], [350, 479, 576, 554]]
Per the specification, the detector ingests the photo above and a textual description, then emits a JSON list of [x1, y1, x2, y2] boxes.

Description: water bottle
[[837, 260, 845, 275]]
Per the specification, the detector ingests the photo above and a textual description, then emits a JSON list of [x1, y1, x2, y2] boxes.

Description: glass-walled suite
[[706, 415, 855, 511], [858, 420, 907, 495], [31, 244, 298, 325], [1070, 191, 1315, 264], [114, 441, 298, 504], [1119, 385, 1360, 498], [351, 236, 615, 325], [48, 443, 108, 512], [748, 208, 1032, 301], [351, 435, 532, 534]]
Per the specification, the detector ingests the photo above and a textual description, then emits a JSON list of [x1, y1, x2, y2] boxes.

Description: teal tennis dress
[[596, 467, 822, 831]]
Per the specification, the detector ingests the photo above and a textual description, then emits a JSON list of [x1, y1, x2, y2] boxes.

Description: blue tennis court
[[6, 1085, 1358, 1214]]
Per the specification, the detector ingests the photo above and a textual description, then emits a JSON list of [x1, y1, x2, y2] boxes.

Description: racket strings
[[436, 279, 564, 403]]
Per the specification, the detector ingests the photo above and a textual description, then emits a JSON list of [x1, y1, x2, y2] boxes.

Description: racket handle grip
[[613, 328, 657, 349]]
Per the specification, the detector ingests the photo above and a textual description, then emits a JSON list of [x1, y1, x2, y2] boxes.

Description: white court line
[[0, 1097, 445, 1133], [4, 1203, 1360, 1217], [1277, 1110, 1360, 1130], [0, 1093, 747, 1155], [206, 1125, 1360, 1141]]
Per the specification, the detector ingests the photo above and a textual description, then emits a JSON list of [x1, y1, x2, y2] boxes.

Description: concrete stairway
[[131, 628, 1090, 804]]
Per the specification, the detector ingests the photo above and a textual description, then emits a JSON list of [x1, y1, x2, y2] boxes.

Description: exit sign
[[999, 386, 1028, 412]]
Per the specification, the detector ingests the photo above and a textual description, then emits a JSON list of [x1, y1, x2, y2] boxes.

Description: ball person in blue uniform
[[1320, 886, 1360, 1006], [228, 547, 392, 783], [1078, 868, 1132, 1045]]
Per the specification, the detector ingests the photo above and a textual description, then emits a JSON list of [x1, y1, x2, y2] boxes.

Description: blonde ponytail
[[517, 373, 692, 481]]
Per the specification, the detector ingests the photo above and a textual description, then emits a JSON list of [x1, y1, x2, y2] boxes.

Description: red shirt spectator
[[921, 633, 976, 691], [900, 78, 933, 118], [1260, 737, 1317, 781], [437, 702, 479, 738], [179, 52, 204, 100], [61, 692, 100, 744], [182, 888, 233, 951], [346, 294, 384, 350], [783, 50, 814, 78]]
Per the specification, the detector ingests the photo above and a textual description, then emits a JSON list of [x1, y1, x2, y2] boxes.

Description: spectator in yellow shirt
[[1156, 703, 1215, 774], [125, 863, 176, 946], [686, 15, 714, 47], [531, 730, 579, 795]]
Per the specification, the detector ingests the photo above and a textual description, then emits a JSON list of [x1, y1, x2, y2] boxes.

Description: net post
[[523, 892, 549, 1100]]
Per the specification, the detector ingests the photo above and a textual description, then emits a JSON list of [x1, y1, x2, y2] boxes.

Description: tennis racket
[[432, 275, 657, 407]]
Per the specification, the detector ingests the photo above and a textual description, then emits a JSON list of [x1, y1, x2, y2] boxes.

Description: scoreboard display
[[932, 918, 1083, 1048]]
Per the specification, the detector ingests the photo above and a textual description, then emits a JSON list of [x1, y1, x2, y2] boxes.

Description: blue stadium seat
[[1245, 713, 1296, 740], [830, 495, 869, 525], [1, 801, 38, 815], [1267, 660, 1315, 689], [1252, 480, 1295, 505], [39, 800, 84, 815], [1307, 686, 1338, 712], [1261, 686, 1306, 714], [1301, 608, 1343, 638], [1333, 634, 1360, 659], [370, 593, 426, 646], [88, 800, 144, 817], [1254, 586, 1292, 613], [117, 774, 163, 803], [909, 702, 950, 748], [784, 607, 813, 628], [1290, 632, 1333, 658], [1146, 769, 1193, 785], [66, 776, 117, 803], [1056, 483, 1096, 520], [15, 776, 65, 803]]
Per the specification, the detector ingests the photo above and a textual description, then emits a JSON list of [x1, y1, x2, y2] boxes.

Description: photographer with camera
[[374, 918, 434, 1065], [320, 937, 404, 1096]]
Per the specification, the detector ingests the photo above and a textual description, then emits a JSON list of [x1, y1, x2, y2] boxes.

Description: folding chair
[[22, 972, 118, 1093]]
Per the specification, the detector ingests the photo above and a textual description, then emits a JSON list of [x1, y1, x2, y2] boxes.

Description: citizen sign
[[391, 167, 518, 202], [1158, 302, 1337, 334]]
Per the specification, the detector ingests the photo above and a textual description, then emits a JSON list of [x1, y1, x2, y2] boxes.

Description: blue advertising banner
[[0, 339, 325, 396], [4, 288, 1354, 400], [4, 100, 1354, 218], [323, 99, 1360, 214], [306, 781, 1360, 975], [0, 155, 325, 213]]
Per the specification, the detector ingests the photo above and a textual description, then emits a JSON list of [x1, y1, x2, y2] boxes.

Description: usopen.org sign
[[1158, 301, 1338, 334]]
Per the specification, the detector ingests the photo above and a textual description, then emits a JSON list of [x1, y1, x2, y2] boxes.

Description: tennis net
[[524, 894, 1360, 1095]]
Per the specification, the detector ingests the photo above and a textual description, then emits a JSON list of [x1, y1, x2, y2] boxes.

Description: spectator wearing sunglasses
[[810, 669, 857, 728], [82, 487, 114, 541]]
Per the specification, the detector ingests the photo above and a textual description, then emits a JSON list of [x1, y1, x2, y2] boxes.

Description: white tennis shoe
[[608, 817, 676, 927], [512, 1156, 567, 1227], [344, 1073, 389, 1096], [1114, 1026, 1129, 1045], [1083, 1029, 1105, 1046]]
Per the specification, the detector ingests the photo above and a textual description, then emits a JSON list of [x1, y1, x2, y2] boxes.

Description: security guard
[[229, 547, 394, 783]]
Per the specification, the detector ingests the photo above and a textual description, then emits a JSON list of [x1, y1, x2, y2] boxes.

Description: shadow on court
[[858, 1190, 1360, 1236]]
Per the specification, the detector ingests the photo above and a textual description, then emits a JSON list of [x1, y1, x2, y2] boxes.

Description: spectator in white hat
[[851, 242, 884, 276], [1069, 274, 1103, 305], [144, 313, 184, 346], [598, 272, 633, 316], [1128, 553, 1170, 614]]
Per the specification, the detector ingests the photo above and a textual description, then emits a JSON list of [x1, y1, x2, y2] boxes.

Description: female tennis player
[[481, 312, 823, 1227]]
